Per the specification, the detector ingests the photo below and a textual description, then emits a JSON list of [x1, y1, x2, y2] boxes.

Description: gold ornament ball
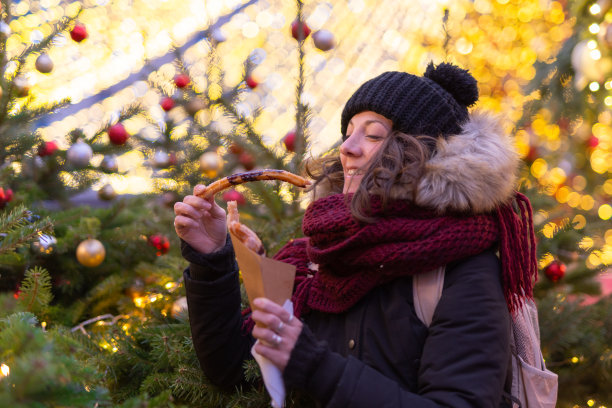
[[199, 151, 223, 178], [35, 53, 54, 74], [171, 296, 188, 318], [13, 76, 30, 97], [76, 238, 106, 267], [98, 183, 117, 201]]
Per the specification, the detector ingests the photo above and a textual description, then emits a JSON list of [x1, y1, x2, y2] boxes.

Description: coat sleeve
[[283, 251, 511, 407], [183, 237, 255, 389]]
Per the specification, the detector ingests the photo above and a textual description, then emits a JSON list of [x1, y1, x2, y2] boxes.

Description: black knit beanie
[[340, 62, 479, 139]]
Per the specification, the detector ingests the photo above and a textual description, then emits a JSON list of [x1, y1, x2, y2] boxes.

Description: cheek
[[363, 144, 383, 163]]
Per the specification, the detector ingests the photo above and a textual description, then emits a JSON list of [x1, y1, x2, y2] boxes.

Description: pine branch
[[0, 205, 53, 255], [17, 266, 53, 314]]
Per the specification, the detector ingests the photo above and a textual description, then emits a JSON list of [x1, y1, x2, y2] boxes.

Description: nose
[[340, 133, 361, 157]]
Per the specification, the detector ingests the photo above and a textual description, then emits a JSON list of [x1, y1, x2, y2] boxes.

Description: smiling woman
[[177, 62, 541, 407]]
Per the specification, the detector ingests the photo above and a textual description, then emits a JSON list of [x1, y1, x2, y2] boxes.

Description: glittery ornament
[[66, 140, 93, 167], [148, 234, 170, 256], [76, 238, 106, 267], [31, 234, 57, 255]]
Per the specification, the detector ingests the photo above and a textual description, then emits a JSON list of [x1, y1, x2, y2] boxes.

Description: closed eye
[[366, 135, 384, 141]]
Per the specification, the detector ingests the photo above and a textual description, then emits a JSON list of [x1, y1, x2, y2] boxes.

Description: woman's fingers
[[174, 201, 204, 219], [253, 298, 292, 323]]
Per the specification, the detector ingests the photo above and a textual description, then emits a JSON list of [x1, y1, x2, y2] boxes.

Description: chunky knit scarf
[[272, 192, 537, 318]]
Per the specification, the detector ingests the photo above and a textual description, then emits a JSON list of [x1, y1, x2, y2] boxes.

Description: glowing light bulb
[[1, 364, 9, 377], [590, 4, 601, 14]]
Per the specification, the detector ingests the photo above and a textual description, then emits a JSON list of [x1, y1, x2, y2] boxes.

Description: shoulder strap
[[413, 267, 445, 327]]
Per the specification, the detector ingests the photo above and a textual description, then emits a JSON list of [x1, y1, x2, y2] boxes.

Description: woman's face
[[341, 111, 392, 194]]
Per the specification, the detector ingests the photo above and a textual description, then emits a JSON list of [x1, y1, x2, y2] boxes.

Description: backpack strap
[[413, 267, 445, 327]]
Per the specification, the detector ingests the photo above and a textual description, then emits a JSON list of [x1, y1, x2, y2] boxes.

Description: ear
[[415, 112, 520, 213]]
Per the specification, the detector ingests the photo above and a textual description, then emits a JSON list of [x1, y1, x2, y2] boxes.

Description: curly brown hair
[[304, 131, 437, 223]]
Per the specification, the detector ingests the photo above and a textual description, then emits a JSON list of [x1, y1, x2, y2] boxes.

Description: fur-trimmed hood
[[414, 111, 519, 213]]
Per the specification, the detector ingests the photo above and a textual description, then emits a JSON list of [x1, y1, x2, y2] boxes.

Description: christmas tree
[[0, 0, 611, 407]]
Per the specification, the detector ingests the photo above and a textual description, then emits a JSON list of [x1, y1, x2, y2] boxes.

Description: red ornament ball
[[588, 135, 599, 148], [229, 142, 244, 155], [160, 97, 175, 111], [108, 123, 130, 145], [238, 152, 256, 170], [246, 76, 258, 89], [291, 19, 311, 41], [222, 189, 246, 206], [0, 187, 14, 208], [38, 141, 58, 157], [544, 261, 566, 282], [70, 24, 88, 42], [283, 131, 296, 152], [174, 74, 190, 88], [148, 234, 170, 256]]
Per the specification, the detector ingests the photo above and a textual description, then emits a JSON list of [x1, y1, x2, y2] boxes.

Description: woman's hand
[[174, 184, 227, 254], [251, 297, 303, 372]]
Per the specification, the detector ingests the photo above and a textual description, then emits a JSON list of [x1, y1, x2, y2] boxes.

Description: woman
[[174, 62, 537, 407]]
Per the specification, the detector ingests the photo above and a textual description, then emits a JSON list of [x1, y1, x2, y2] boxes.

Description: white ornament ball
[[35, 53, 54, 74], [66, 140, 93, 168], [100, 155, 119, 172], [211, 28, 227, 43], [171, 296, 188, 318], [312, 29, 335, 51], [152, 150, 170, 168], [31, 234, 57, 255], [0, 22, 11, 37]]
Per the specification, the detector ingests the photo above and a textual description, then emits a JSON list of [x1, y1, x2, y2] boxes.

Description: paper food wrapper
[[230, 230, 296, 408], [229, 230, 296, 314]]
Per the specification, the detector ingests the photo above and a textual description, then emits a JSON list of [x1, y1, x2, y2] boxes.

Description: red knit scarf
[[272, 192, 538, 318]]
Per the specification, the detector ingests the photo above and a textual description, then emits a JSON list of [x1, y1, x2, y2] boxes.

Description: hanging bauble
[[152, 150, 171, 168], [38, 141, 58, 157], [35, 53, 54, 74], [229, 142, 244, 155], [222, 189, 246, 206], [544, 260, 566, 282], [312, 29, 335, 51], [160, 97, 174, 111], [70, 23, 88, 42], [97, 183, 117, 201], [0, 187, 14, 209], [100, 154, 119, 172], [246, 76, 258, 89], [587, 134, 599, 148], [171, 296, 188, 318], [211, 28, 227, 43], [199, 151, 223, 178], [185, 98, 206, 116], [0, 21, 11, 37], [238, 152, 256, 170], [13, 76, 30, 97], [283, 131, 296, 152], [291, 19, 311, 41], [108, 123, 130, 145], [66, 140, 93, 168], [31, 234, 57, 255], [148, 233, 170, 256], [174, 74, 190, 88], [76, 238, 106, 267]]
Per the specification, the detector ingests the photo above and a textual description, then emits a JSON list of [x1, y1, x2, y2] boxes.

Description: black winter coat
[[183, 238, 512, 407]]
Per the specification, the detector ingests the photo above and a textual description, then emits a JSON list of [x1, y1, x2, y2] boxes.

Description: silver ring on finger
[[272, 334, 282, 346]]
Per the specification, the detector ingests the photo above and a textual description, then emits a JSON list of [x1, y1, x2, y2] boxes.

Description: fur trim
[[415, 112, 519, 213]]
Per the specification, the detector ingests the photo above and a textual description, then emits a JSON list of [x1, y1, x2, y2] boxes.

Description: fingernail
[[253, 298, 264, 307]]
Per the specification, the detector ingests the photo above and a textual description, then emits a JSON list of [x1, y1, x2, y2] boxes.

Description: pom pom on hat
[[340, 62, 479, 139], [424, 62, 478, 108]]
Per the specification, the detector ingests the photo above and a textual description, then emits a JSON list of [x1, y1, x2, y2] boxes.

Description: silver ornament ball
[[312, 29, 335, 51], [66, 140, 93, 168], [35, 53, 54, 74], [100, 155, 119, 172]]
